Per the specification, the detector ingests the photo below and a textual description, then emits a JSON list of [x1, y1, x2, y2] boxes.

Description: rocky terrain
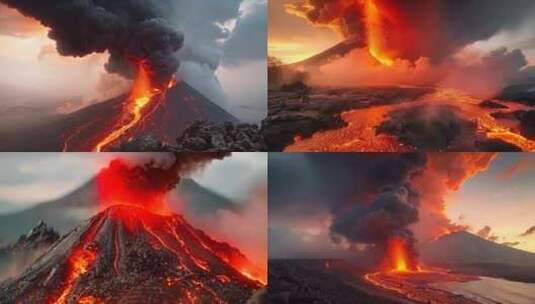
[[0, 221, 60, 282], [265, 85, 432, 151], [268, 259, 406, 304], [118, 121, 266, 152]]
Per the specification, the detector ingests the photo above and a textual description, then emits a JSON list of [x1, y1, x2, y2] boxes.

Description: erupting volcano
[[93, 64, 176, 152], [0, 205, 263, 303], [267, 0, 535, 152], [0, 154, 265, 303]]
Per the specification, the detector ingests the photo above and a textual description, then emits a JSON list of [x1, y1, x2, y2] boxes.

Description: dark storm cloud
[[1, 0, 183, 82], [269, 153, 427, 251]]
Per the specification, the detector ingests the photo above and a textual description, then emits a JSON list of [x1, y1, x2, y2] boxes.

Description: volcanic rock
[[0, 205, 263, 303], [497, 84, 535, 106], [377, 105, 476, 150], [490, 110, 527, 120], [0, 221, 60, 282], [118, 134, 166, 152], [475, 139, 522, 152], [174, 121, 267, 152], [479, 100, 509, 109], [520, 110, 535, 140]]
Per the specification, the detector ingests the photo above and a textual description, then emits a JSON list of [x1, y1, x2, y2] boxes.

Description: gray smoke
[[1, 0, 184, 83], [269, 153, 427, 258]]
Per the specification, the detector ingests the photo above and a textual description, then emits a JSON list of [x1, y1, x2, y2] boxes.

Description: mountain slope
[[0, 81, 238, 151], [0, 178, 236, 242], [0, 205, 262, 303]]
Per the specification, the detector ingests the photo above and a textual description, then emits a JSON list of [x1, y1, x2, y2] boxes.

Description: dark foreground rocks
[[377, 104, 476, 150], [269, 259, 404, 304], [266, 87, 432, 151], [119, 121, 266, 152]]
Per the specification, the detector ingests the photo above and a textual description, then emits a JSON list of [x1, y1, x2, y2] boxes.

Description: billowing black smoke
[[269, 153, 427, 262], [1, 0, 184, 83]]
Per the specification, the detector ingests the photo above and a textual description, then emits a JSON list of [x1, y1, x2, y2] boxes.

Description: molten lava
[[93, 63, 175, 152], [365, 0, 394, 66], [388, 237, 411, 272]]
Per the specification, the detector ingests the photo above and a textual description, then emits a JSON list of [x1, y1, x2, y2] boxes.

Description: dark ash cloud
[[1, 0, 184, 82]]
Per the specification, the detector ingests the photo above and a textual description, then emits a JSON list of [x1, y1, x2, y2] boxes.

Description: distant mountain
[[0, 178, 236, 242], [288, 38, 361, 69], [421, 231, 535, 266], [421, 231, 535, 282]]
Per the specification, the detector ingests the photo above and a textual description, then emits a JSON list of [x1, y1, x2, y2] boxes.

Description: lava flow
[[364, 237, 479, 303], [93, 63, 176, 152], [365, 0, 394, 66], [286, 87, 535, 152]]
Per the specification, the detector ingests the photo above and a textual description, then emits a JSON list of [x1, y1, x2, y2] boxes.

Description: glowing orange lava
[[365, 0, 394, 66], [93, 63, 175, 152], [388, 237, 411, 272], [51, 216, 104, 304]]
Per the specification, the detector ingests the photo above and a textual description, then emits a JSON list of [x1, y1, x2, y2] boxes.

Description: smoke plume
[[412, 153, 497, 241], [1, 0, 184, 83], [96, 152, 229, 211], [288, 0, 535, 62]]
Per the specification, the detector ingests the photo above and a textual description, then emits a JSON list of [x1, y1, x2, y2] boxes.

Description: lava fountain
[[387, 237, 414, 272], [365, 0, 394, 66], [93, 63, 176, 152]]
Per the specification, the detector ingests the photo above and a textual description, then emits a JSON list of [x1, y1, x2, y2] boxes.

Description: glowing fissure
[[51, 216, 105, 304], [365, 0, 394, 66], [93, 64, 175, 152]]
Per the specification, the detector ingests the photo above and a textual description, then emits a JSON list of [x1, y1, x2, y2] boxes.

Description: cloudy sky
[[0, 0, 266, 122], [0, 153, 266, 214], [269, 153, 535, 258]]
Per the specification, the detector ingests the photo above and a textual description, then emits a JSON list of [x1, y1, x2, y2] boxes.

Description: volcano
[[0, 81, 238, 152], [0, 205, 263, 303]]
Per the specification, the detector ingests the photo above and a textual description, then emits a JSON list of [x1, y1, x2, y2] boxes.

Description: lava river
[[286, 87, 535, 152]]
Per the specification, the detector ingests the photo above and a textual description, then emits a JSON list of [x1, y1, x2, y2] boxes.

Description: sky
[[269, 153, 535, 258], [268, 0, 535, 65], [0, 0, 267, 123], [447, 153, 535, 253], [268, 0, 340, 64], [0, 152, 267, 214]]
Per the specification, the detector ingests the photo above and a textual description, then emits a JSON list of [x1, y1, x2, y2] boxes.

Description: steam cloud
[[1, 0, 184, 82], [288, 0, 535, 62]]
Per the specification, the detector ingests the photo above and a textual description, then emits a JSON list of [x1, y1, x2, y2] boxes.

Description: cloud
[[520, 225, 535, 237], [222, 0, 267, 66]]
